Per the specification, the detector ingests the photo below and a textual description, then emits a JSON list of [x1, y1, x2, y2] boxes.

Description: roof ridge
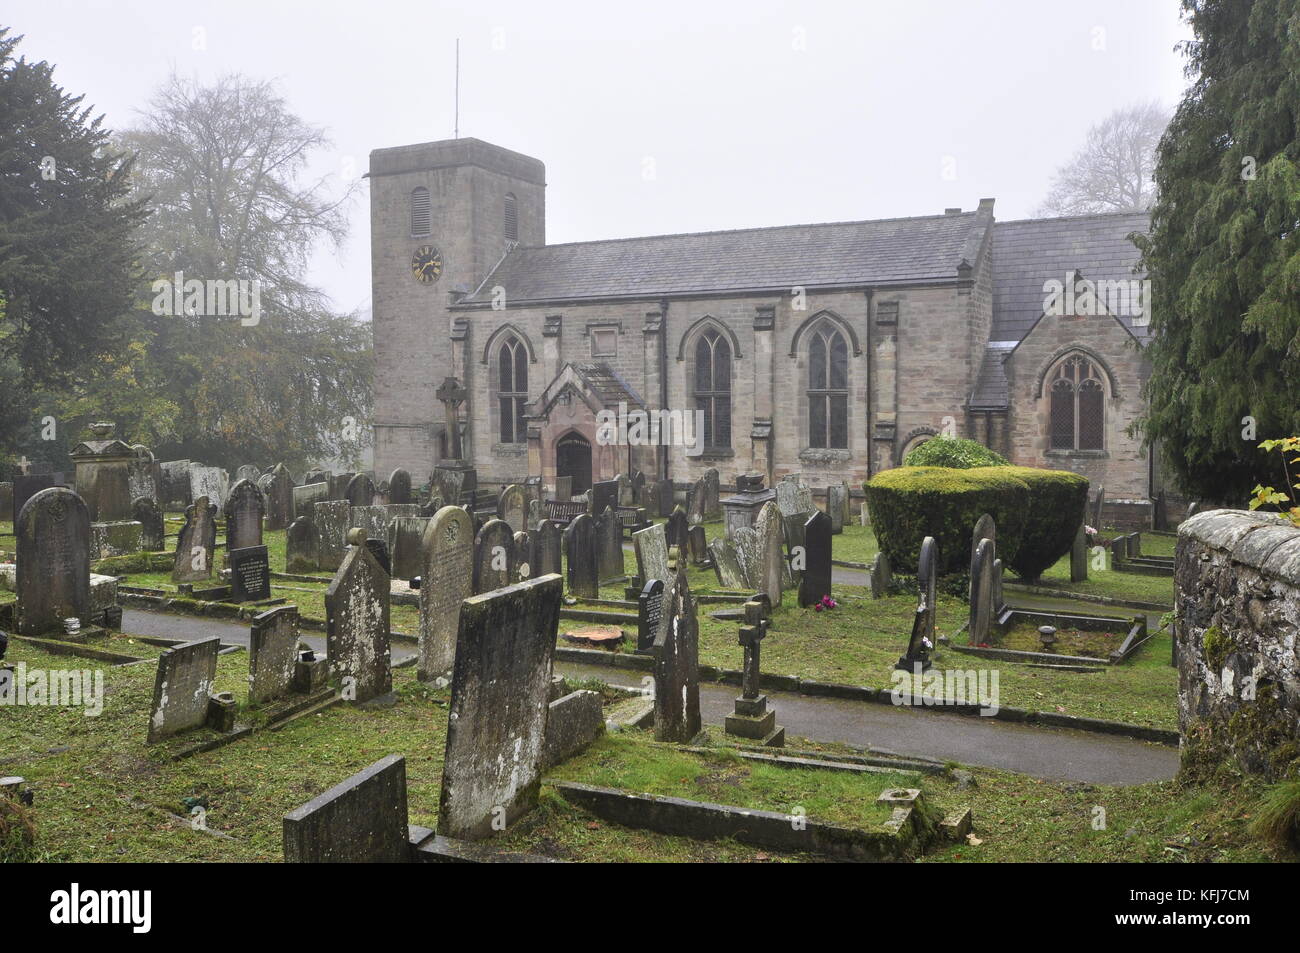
[[996, 210, 1150, 227]]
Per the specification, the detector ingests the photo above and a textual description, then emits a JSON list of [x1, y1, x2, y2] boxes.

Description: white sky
[[8, 0, 1193, 316]]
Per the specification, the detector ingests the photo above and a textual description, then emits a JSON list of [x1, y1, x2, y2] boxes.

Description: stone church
[[369, 137, 1160, 506]]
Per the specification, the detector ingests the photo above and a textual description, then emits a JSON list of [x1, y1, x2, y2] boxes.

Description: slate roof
[[460, 211, 988, 305], [572, 363, 646, 410], [969, 343, 1015, 410], [991, 211, 1150, 344]]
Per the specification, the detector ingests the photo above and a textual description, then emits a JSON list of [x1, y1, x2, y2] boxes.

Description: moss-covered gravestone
[[16, 487, 91, 635], [325, 529, 392, 704], [172, 495, 216, 583], [653, 566, 701, 743], [417, 505, 474, 681]]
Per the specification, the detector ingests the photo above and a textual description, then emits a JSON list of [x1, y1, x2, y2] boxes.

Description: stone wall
[[1175, 510, 1300, 779]]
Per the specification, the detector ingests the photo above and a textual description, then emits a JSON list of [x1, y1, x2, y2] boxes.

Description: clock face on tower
[[411, 245, 443, 283]]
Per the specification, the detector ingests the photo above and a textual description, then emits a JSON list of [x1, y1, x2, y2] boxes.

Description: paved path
[[121, 608, 1178, 786]]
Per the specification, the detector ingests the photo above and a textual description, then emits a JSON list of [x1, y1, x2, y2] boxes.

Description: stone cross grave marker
[[248, 605, 301, 704], [325, 528, 392, 704], [172, 495, 216, 583], [16, 487, 91, 635], [437, 574, 562, 840], [724, 594, 784, 747], [147, 636, 220, 743], [417, 505, 474, 681], [797, 509, 832, 607]]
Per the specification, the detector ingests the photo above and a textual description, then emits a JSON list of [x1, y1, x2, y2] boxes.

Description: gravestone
[[653, 567, 701, 743], [473, 518, 515, 594], [351, 503, 421, 546], [1070, 522, 1088, 582], [616, 472, 633, 507], [437, 575, 562, 839], [732, 525, 762, 591], [158, 460, 192, 505], [755, 501, 785, 607], [388, 468, 413, 505], [968, 537, 996, 645], [389, 516, 431, 580], [0, 483, 11, 522], [687, 477, 707, 526], [314, 500, 352, 571], [344, 473, 376, 508], [702, 467, 721, 520], [325, 529, 392, 704], [653, 478, 675, 518], [304, 468, 329, 487], [229, 545, 271, 602], [248, 605, 301, 704], [870, 551, 893, 599], [236, 464, 261, 484], [1127, 532, 1142, 557], [992, 557, 1005, 613], [292, 481, 328, 521], [172, 495, 217, 583], [708, 537, 748, 589], [633, 522, 670, 584], [225, 478, 266, 551], [970, 513, 996, 571], [536, 519, 563, 577], [69, 425, 133, 522], [127, 446, 160, 503], [665, 504, 689, 550], [90, 520, 142, 560], [895, 536, 937, 671], [564, 513, 599, 598], [430, 467, 465, 510], [527, 497, 542, 531], [1091, 484, 1105, 529], [781, 512, 807, 585], [724, 594, 783, 746], [594, 506, 623, 581], [12, 473, 60, 524], [826, 484, 847, 535], [591, 479, 618, 517], [552, 475, 572, 502], [776, 480, 811, 519], [283, 755, 410, 863], [132, 497, 166, 551], [513, 530, 534, 580], [327, 472, 352, 500], [16, 487, 91, 635], [1110, 535, 1126, 567], [418, 505, 474, 680], [365, 538, 391, 576], [637, 578, 665, 652], [798, 509, 832, 607], [498, 483, 527, 533], [189, 465, 229, 517], [285, 517, 321, 572], [630, 470, 646, 507], [146, 636, 220, 743], [687, 524, 709, 566], [265, 463, 294, 531]]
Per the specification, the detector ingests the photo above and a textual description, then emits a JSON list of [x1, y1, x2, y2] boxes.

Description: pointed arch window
[[410, 187, 431, 237], [504, 192, 518, 242], [498, 336, 528, 443], [1049, 354, 1104, 450], [808, 323, 849, 449], [694, 329, 732, 450]]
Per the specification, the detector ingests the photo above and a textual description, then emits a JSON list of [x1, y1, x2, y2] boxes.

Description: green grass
[[1032, 551, 1175, 606]]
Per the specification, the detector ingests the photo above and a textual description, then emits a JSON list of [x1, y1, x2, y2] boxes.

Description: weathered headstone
[[236, 464, 261, 484], [708, 537, 748, 589], [389, 516, 431, 580], [630, 470, 646, 507], [132, 496, 166, 551], [798, 509, 832, 607], [473, 518, 515, 594], [687, 477, 707, 526], [733, 525, 762, 590], [653, 567, 701, 743], [265, 463, 294, 531], [430, 467, 465, 509], [591, 479, 618, 517], [248, 605, 301, 704], [1070, 522, 1088, 582], [285, 517, 321, 573], [417, 505, 475, 680], [755, 501, 785, 606], [498, 483, 527, 533], [127, 446, 160, 503], [564, 513, 598, 598], [344, 472, 376, 508], [283, 755, 410, 863], [870, 551, 893, 599], [189, 465, 229, 517], [633, 522, 670, 585], [325, 529, 392, 704], [514, 530, 534, 580], [12, 473, 60, 524], [826, 484, 847, 535], [225, 478, 266, 551], [16, 487, 91, 635], [158, 460, 192, 506], [653, 478, 675, 518], [535, 519, 562, 577], [970, 513, 996, 571], [172, 495, 217, 583], [230, 545, 272, 602], [665, 504, 689, 550], [527, 497, 542, 532], [594, 506, 623, 581], [895, 536, 937, 671], [968, 537, 995, 646], [552, 474, 572, 502], [292, 481, 329, 521], [702, 467, 721, 520], [438, 575, 562, 839], [687, 523, 709, 566], [388, 467, 413, 505], [69, 426, 134, 522], [1091, 484, 1105, 529], [314, 500, 352, 571], [637, 578, 665, 652], [146, 636, 220, 743], [616, 472, 633, 507]]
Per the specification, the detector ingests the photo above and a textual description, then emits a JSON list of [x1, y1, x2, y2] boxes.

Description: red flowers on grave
[[812, 595, 837, 612]]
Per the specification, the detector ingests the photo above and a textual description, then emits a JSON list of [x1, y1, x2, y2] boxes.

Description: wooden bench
[[544, 500, 588, 526]]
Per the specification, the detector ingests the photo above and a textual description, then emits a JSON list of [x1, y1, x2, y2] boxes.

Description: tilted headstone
[[709, 537, 748, 589], [132, 496, 166, 551], [248, 605, 301, 704], [389, 516, 431, 580], [653, 567, 701, 743], [535, 519, 563, 577], [798, 509, 832, 607], [732, 525, 762, 591], [564, 512, 599, 599], [283, 755, 410, 863], [826, 484, 847, 535], [188, 465, 229, 517], [418, 505, 475, 680], [895, 536, 937, 671], [968, 537, 996, 645], [438, 574, 562, 839], [686, 477, 707, 525], [292, 481, 329, 521], [286, 517, 321, 573], [146, 636, 220, 743], [344, 472, 376, 508], [498, 483, 527, 533], [314, 500, 352, 572], [265, 463, 294, 531], [230, 544, 272, 602], [870, 551, 892, 599], [388, 468, 413, 505], [172, 495, 217, 583], [594, 506, 623, 581], [1070, 522, 1088, 582], [16, 487, 91, 635], [473, 518, 515, 594], [225, 478, 266, 551], [637, 578, 666, 652], [633, 522, 670, 584], [325, 529, 392, 704], [755, 501, 785, 607]]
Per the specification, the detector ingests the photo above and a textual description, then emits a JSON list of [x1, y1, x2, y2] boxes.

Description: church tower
[[368, 138, 545, 479]]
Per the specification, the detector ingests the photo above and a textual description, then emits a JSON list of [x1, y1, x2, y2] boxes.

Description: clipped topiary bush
[[988, 465, 1090, 582], [902, 436, 1009, 470], [863, 466, 1029, 575]]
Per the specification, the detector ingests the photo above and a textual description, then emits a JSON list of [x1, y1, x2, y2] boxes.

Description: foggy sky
[[7, 0, 1192, 316]]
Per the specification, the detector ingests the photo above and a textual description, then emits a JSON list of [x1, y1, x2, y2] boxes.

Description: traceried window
[[504, 192, 518, 242], [808, 323, 848, 449], [694, 329, 732, 451], [410, 187, 431, 237], [1049, 354, 1104, 450], [498, 336, 528, 443]]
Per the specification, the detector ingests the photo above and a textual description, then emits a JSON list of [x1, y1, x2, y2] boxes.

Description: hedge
[[863, 466, 1029, 576], [902, 436, 1009, 469], [993, 465, 1090, 582]]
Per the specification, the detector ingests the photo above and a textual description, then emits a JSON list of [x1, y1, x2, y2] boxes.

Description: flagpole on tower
[[454, 38, 460, 139]]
